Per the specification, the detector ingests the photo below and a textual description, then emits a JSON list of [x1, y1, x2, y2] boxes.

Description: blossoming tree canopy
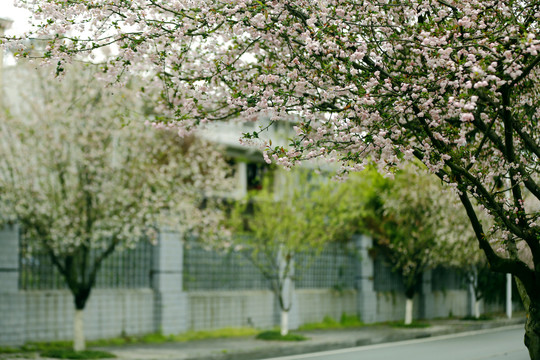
[[0, 62, 232, 351], [354, 164, 484, 325], [4, 0, 540, 357], [227, 168, 362, 335]]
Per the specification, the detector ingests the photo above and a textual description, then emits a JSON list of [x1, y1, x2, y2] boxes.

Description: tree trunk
[[525, 314, 540, 360], [474, 300, 481, 319], [524, 302, 540, 360], [73, 309, 85, 351], [404, 297, 413, 325], [280, 309, 289, 336], [515, 278, 540, 359]]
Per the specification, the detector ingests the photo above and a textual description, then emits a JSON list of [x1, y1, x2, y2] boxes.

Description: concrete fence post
[[354, 234, 377, 323], [151, 229, 188, 335], [0, 224, 19, 292], [0, 224, 26, 346]]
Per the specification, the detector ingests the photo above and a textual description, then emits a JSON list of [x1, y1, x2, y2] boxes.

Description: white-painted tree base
[[506, 273, 512, 319], [405, 298, 413, 325], [280, 310, 289, 336], [474, 300, 481, 319], [74, 309, 85, 351]]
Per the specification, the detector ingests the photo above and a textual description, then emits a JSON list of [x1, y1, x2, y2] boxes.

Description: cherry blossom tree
[[350, 164, 478, 324], [0, 62, 231, 351], [3, 0, 540, 357], [227, 169, 360, 335]]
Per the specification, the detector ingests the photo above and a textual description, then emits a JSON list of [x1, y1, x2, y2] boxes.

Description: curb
[[184, 318, 525, 360]]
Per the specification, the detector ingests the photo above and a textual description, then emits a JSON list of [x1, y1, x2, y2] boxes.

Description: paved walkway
[[1, 316, 526, 360], [97, 316, 525, 360]]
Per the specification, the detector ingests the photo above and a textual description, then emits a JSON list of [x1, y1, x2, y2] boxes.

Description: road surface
[[260, 326, 528, 360]]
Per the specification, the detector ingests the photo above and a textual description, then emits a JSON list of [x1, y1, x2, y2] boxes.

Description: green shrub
[[340, 314, 363, 327], [0, 346, 21, 354], [255, 331, 308, 341], [172, 328, 258, 342], [40, 350, 116, 359], [21, 341, 72, 352]]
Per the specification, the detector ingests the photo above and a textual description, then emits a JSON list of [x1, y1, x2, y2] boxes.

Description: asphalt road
[[260, 326, 528, 360]]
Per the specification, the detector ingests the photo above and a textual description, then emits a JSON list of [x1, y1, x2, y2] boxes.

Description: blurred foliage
[[226, 168, 363, 311], [341, 163, 480, 299]]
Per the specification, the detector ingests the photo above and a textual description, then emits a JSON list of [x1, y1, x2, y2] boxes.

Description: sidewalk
[[2, 316, 526, 360], [98, 316, 525, 360]]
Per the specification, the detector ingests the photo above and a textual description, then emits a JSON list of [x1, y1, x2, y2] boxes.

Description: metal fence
[[183, 242, 270, 291], [295, 244, 357, 290], [431, 267, 465, 291], [19, 234, 466, 294], [373, 259, 467, 293], [183, 242, 358, 291], [373, 255, 405, 292], [19, 237, 154, 290]]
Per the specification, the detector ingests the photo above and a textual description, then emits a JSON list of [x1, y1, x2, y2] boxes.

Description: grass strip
[[255, 331, 308, 341], [298, 314, 363, 331], [40, 350, 116, 359]]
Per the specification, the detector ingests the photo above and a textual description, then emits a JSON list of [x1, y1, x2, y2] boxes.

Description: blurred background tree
[[227, 168, 361, 335], [0, 62, 232, 351]]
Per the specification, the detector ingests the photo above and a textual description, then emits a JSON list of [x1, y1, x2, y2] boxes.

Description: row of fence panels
[[19, 235, 153, 290], [19, 235, 465, 293]]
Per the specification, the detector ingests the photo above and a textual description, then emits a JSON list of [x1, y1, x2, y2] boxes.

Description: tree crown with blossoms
[[1, 61, 232, 251], [344, 163, 484, 298], [0, 61, 232, 302]]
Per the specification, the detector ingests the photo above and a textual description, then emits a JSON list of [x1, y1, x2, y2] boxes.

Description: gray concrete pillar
[[0, 224, 26, 346], [0, 224, 20, 292], [152, 229, 187, 335], [354, 234, 377, 323], [237, 162, 247, 198]]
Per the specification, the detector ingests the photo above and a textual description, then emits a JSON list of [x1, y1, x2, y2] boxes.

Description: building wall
[[0, 289, 154, 346], [186, 288, 358, 331], [183, 287, 476, 330], [23, 289, 154, 343], [372, 289, 470, 322], [0, 292, 26, 345], [187, 290, 275, 330], [375, 291, 416, 322], [296, 289, 357, 324], [431, 290, 469, 318]]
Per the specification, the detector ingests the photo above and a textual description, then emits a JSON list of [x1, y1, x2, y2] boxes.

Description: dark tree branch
[[456, 184, 537, 301]]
